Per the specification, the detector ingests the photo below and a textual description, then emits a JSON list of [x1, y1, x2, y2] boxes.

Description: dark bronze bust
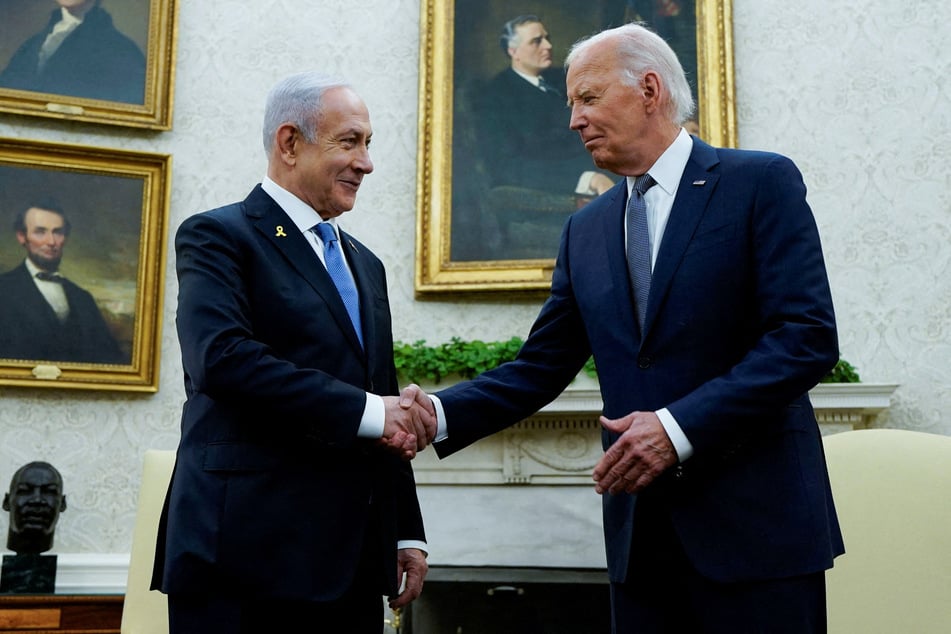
[[3, 462, 67, 555]]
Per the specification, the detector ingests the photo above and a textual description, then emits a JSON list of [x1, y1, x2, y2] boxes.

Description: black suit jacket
[[435, 138, 843, 584], [0, 6, 145, 103], [476, 68, 599, 193], [0, 262, 124, 364], [152, 185, 425, 601]]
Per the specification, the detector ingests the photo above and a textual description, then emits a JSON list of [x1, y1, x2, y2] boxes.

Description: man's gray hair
[[500, 14, 541, 55], [262, 71, 351, 154], [566, 23, 695, 126]]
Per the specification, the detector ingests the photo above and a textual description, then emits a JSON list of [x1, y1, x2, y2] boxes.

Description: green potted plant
[[394, 337, 861, 385]]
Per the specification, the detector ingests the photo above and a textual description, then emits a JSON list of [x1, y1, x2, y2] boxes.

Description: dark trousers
[[168, 513, 386, 633], [610, 497, 827, 633], [168, 589, 382, 634]]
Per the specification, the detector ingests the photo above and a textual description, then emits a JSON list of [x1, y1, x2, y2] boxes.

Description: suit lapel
[[247, 187, 366, 358], [645, 140, 721, 333]]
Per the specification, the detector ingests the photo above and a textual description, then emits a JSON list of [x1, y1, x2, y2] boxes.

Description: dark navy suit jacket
[[476, 68, 600, 193], [434, 138, 843, 583], [152, 185, 425, 601]]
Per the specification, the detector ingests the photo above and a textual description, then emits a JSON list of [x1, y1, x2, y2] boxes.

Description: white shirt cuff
[[397, 540, 429, 556], [358, 393, 385, 438], [429, 394, 448, 442], [656, 407, 694, 462]]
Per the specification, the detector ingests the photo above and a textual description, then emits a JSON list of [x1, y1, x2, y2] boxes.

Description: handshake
[[380, 384, 437, 460]]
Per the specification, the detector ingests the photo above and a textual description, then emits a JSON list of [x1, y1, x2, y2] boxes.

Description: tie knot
[[36, 271, 64, 283], [314, 222, 337, 244], [634, 174, 655, 195]]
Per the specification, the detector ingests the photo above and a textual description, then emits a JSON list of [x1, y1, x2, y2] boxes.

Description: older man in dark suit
[[151, 71, 435, 634], [478, 14, 613, 198], [429, 23, 842, 633]]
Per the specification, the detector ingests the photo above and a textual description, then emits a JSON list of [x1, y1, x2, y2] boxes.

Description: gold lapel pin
[[275, 225, 287, 237]]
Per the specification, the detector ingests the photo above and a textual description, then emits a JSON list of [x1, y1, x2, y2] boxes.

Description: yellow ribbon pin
[[275, 225, 287, 237]]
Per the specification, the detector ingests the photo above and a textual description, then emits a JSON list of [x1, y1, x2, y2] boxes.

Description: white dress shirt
[[25, 258, 69, 323], [623, 128, 695, 462]]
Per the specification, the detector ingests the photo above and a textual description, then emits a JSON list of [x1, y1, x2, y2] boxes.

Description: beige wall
[[0, 0, 947, 555]]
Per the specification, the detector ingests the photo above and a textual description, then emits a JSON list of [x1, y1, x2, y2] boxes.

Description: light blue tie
[[314, 222, 363, 348], [626, 174, 656, 331]]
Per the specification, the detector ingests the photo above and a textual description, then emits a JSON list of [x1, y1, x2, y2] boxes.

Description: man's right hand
[[380, 384, 436, 459]]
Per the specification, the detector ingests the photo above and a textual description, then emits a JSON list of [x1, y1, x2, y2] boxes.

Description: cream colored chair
[[121, 450, 175, 634], [823, 429, 951, 633]]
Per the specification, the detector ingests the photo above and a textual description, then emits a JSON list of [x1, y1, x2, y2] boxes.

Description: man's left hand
[[388, 547, 428, 610], [593, 411, 677, 495]]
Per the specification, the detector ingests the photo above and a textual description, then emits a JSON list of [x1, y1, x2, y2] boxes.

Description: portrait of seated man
[[463, 14, 614, 258], [0, 0, 146, 104], [2, 462, 67, 555], [0, 199, 126, 364]]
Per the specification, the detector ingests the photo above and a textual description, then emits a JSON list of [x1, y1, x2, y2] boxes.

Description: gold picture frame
[[0, 137, 171, 391], [415, 0, 736, 294], [0, 0, 178, 130]]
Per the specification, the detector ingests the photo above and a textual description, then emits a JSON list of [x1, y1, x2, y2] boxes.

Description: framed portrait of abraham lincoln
[[415, 0, 736, 294], [0, 137, 170, 392], [0, 0, 178, 129]]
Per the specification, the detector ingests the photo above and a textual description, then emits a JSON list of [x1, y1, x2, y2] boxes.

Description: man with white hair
[[429, 22, 842, 632]]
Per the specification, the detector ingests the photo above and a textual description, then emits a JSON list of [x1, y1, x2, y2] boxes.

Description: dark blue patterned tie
[[314, 222, 363, 349], [626, 174, 656, 330]]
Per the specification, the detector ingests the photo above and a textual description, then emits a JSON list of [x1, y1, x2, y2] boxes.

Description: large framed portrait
[[0, 0, 178, 130], [0, 137, 171, 392], [415, 0, 736, 294]]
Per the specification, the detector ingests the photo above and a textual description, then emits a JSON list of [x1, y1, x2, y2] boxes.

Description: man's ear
[[59, 495, 67, 512], [274, 124, 300, 164], [641, 71, 663, 113], [2, 493, 10, 512]]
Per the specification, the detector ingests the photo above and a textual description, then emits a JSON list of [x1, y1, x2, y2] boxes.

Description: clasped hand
[[593, 411, 677, 495], [379, 383, 436, 460]]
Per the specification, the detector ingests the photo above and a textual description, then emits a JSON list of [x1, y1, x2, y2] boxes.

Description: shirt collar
[[55, 7, 84, 30], [261, 176, 338, 237], [626, 127, 694, 198], [512, 68, 542, 88]]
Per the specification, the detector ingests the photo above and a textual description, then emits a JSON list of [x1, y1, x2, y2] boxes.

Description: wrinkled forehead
[[318, 87, 371, 130], [567, 44, 621, 88]]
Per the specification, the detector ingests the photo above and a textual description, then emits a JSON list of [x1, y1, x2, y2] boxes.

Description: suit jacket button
[[673, 465, 685, 480], [637, 356, 652, 369]]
